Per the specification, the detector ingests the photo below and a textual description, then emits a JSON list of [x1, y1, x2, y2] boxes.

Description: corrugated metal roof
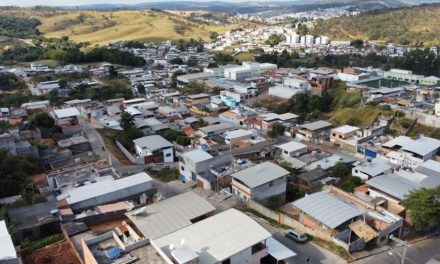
[[402, 137, 440, 157], [382, 136, 414, 148], [153, 209, 271, 264], [133, 135, 173, 150], [232, 161, 289, 188], [61, 172, 153, 204], [292, 192, 363, 229], [300, 120, 333, 131], [126, 192, 215, 239], [277, 141, 307, 153], [366, 174, 419, 200], [266, 237, 297, 260], [353, 158, 391, 177]]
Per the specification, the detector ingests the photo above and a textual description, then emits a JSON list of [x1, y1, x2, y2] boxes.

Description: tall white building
[[305, 35, 315, 46], [285, 34, 300, 44], [224, 62, 277, 81]]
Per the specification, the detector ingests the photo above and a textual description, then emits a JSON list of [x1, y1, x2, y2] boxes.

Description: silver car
[[285, 230, 308, 243]]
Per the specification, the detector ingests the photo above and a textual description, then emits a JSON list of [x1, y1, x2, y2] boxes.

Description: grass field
[[0, 8, 251, 46]]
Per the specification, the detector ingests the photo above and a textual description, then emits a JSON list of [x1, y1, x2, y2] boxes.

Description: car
[[285, 230, 308, 243]]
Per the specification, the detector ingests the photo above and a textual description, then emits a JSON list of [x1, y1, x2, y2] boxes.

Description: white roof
[[332, 125, 359, 134], [277, 140, 307, 153], [53, 107, 80, 119], [123, 98, 146, 104], [126, 192, 215, 239], [224, 129, 253, 140], [133, 135, 173, 151], [60, 172, 152, 204], [353, 158, 392, 177], [382, 136, 414, 148], [266, 237, 297, 260], [153, 209, 271, 264], [402, 137, 440, 157], [0, 220, 16, 260], [232, 161, 289, 188], [125, 107, 142, 116], [182, 149, 213, 163]]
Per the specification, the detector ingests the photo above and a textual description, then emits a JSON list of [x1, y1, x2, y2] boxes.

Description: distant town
[[1, 2, 440, 264]]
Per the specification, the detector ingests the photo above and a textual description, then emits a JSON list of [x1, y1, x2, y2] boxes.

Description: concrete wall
[[116, 140, 144, 165], [251, 176, 287, 203]]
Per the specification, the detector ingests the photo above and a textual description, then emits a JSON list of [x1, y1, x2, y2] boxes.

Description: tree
[[350, 39, 364, 49], [268, 122, 286, 138], [170, 58, 184, 65], [118, 127, 143, 152], [402, 187, 440, 232], [297, 24, 308, 35], [29, 112, 55, 128], [119, 112, 135, 130], [175, 135, 191, 146], [187, 56, 198, 67], [137, 83, 146, 96], [207, 62, 218, 68], [209, 31, 219, 42], [331, 162, 351, 178]]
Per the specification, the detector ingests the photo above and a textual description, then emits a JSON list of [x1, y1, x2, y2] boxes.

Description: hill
[[311, 4, 440, 46], [0, 8, 251, 46]]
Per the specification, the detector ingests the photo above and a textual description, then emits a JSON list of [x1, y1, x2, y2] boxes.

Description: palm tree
[[119, 112, 135, 130]]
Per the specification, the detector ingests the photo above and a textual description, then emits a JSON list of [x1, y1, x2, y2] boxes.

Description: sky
[[1, 0, 255, 7]]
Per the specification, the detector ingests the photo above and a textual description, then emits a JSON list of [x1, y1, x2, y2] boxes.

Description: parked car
[[285, 230, 308, 243]]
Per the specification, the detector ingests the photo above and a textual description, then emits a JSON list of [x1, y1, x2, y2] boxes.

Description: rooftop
[[133, 135, 173, 151], [53, 107, 80, 119], [402, 137, 440, 157], [232, 161, 289, 188], [0, 220, 16, 261], [292, 191, 363, 229], [382, 136, 414, 148], [300, 120, 333, 131], [366, 174, 419, 200], [277, 140, 307, 153], [332, 125, 360, 134], [153, 209, 271, 264], [181, 149, 213, 163], [126, 192, 215, 239], [8, 200, 58, 230], [353, 158, 392, 177]]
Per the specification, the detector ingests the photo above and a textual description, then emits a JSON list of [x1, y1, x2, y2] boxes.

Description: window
[[181, 166, 185, 171], [222, 259, 231, 264], [332, 133, 336, 136], [339, 135, 342, 138], [165, 153, 172, 157]]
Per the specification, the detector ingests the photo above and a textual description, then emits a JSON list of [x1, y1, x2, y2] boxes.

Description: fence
[[246, 200, 334, 242], [115, 140, 144, 165]]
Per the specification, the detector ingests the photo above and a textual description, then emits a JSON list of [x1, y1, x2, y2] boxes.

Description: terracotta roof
[[57, 198, 69, 208]]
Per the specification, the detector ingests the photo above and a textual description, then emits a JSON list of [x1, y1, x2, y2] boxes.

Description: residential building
[[52, 107, 82, 137], [36, 80, 60, 94], [133, 135, 175, 163], [231, 161, 289, 202], [295, 120, 333, 142], [126, 191, 215, 239], [277, 140, 308, 159], [151, 209, 273, 264], [176, 72, 215, 87], [330, 125, 360, 144], [352, 158, 393, 180], [178, 149, 232, 189], [57, 172, 156, 213]]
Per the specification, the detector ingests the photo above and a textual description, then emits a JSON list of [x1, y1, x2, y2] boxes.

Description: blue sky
[[2, 0, 256, 7]]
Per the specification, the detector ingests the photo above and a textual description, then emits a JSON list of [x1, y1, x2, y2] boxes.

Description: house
[[330, 125, 360, 144], [231, 161, 289, 202], [36, 80, 60, 94], [151, 209, 273, 264], [57, 172, 156, 213], [291, 187, 403, 251], [133, 135, 174, 163], [198, 122, 236, 137], [297, 167, 329, 185], [277, 140, 308, 159], [178, 149, 232, 189], [52, 107, 82, 137], [259, 113, 298, 132], [295, 120, 333, 142], [268, 84, 305, 99], [184, 93, 211, 106], [352, 158, 393, 180], [176, 72, 215, 87], [224, 129, 256, 145], [126, 192, 215, 239], [0, 220, 18, 264]]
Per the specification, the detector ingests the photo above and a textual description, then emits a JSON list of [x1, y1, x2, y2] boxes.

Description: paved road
[[252, 216, 345, 264], [356, 236, 440, 264]]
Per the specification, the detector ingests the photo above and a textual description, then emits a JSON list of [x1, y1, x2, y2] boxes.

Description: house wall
[[368, 188, 401, 204], [228, 245, 268, 264], [251, 176, 287, 203]]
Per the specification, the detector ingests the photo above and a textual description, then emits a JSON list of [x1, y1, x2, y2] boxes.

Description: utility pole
[[389, 235, 412, 264]]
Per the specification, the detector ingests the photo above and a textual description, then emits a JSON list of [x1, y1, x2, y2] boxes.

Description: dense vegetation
[[0, 150, 44, 198], [402, 186, 440, 232], [0, 15, 40, 38], [311, 4, 440, 47], [0, 73, 27, 91]]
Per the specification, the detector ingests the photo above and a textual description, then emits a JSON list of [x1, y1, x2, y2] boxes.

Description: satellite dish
[[181, 239, 185, 246], [169, 243, 175, 251]]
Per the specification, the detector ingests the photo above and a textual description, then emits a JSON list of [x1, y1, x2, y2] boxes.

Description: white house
[[277, 140, 308, 159], [133, 135, 174, 163], [231, 161, 289, 202], [352, 158, 393, 180]]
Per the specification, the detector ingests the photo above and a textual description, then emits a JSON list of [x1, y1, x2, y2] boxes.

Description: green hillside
[[311, 4, 440, 47]]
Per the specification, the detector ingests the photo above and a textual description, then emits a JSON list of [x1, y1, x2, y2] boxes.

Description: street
[[356, 236, 440, 264]]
